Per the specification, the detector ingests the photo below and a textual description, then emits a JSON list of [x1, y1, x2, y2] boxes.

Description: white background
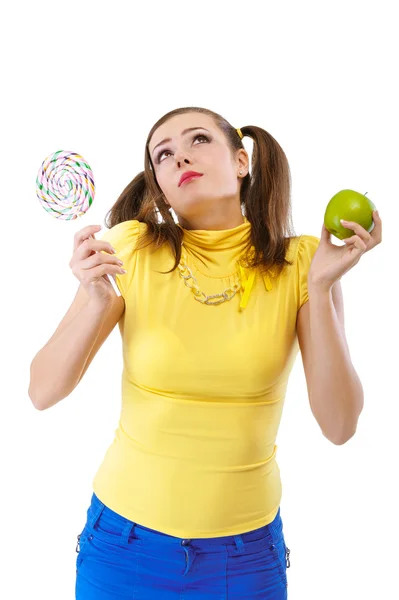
[[1, 1, 397, 598]]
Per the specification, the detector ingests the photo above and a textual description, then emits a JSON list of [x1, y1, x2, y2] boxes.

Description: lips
[[178, 171, 203, 187]]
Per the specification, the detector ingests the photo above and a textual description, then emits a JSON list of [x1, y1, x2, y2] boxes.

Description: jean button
[[181, 539, 191, 546]]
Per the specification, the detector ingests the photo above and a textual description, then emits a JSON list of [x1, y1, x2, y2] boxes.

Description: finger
[[372, 210, 380, 223], [76, 224, 102, 237], [321, 222, 331, 242], [78, 238, 117, 259], [371, 210, 382, 242], [73, 225, 102, 251], [343, 236, 355, 244], [340, 219, 371, 244], [343, 235, 367, 252]]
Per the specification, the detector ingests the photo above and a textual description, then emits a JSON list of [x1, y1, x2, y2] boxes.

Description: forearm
[[29, 300, 111, 410], [307, 282, 364, 444]]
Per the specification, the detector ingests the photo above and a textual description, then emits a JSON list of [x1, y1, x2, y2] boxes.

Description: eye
[[156, 134, 210, 163]]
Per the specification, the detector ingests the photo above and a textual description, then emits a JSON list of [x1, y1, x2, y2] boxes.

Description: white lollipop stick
[[107, 273, 122, 297]]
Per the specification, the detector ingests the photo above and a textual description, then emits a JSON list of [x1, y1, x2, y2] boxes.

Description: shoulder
[[294, 234, 321, 309], [295, 234, 321, 263], [98, 220, 146, 298], [99, 219, 144, 248], [101, 219, 143, 238], [98, 220, 147, 267], [278, 235, 321, 267]]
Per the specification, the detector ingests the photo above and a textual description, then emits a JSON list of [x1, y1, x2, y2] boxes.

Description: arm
[[296, 212, 381, 445], [297, 281, 363, 444], [305, 281, 364, 444], [28, 287, 123, 411]]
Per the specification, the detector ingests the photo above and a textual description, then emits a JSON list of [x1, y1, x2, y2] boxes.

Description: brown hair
[[104, 106, 297, 278]]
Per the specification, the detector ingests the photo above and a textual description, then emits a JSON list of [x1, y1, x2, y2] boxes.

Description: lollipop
[[36, 149, 120, 296]]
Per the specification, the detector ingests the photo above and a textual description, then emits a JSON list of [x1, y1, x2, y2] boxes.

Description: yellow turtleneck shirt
[[92, 217, 320, 538]]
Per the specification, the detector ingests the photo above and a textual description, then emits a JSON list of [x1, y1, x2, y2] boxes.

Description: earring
[[239, 170, 243, 175]]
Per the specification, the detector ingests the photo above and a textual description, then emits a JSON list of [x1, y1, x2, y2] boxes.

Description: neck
[[177, 213, 246, 231]]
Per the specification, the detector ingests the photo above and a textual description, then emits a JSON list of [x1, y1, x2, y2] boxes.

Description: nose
[[177, 158, 190, 168], [175, 147, 191, 168]]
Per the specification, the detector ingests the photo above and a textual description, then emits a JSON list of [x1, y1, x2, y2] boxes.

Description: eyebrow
[[151, 127, 211, 156]]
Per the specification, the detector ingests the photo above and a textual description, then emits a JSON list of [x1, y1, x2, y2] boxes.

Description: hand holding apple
[[308, 207, 382, 292]]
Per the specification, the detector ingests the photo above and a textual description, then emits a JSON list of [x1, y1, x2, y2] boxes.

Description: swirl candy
[[36, 150, 94, 220], [36, 149, 121, 296]]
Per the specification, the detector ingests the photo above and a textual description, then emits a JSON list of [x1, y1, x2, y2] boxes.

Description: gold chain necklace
[[177, 248, 243, 305], [176, 217, 254, 306]]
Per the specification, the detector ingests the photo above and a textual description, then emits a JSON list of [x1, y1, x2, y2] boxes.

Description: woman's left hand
[[308, 210, 382, 291]]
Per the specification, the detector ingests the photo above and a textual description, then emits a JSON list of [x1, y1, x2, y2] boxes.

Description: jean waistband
[[82, 492, 283, 550]]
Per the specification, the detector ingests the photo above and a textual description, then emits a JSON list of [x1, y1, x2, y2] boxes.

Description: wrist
[[308, 277, 333, 296]]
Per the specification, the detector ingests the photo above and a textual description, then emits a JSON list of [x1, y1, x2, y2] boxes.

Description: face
[[148, 112, 249, 230]]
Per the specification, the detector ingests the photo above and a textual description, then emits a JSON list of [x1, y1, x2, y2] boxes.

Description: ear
[[236, 148, 249, 173]]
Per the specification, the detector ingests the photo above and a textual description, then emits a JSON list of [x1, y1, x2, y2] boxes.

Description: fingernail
[[340, 219, 347, 224]]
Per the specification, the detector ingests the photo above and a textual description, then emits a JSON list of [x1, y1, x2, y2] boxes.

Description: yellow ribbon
[[239, 264, 274, 310]]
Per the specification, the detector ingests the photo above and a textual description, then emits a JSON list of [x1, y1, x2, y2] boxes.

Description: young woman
[[29, 106, 381, 599]]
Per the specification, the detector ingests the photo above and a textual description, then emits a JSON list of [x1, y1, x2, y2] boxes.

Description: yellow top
[[92, 217, 320, 538]]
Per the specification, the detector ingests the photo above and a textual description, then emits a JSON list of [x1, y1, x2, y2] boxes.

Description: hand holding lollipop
[[36, 149, 121, 297], [69, 224, 127, 307]]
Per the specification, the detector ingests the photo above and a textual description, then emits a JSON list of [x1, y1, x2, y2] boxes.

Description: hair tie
[[236, 128, 244, 140]]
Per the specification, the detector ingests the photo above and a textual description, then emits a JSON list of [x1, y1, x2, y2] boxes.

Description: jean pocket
[[230, 536, 288, 590]]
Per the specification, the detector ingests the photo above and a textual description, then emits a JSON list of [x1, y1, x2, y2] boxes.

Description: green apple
[[324, 189, 376, 240]]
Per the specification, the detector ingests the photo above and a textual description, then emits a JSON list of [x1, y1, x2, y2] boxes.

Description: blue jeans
[[75, 492, 291, 599]]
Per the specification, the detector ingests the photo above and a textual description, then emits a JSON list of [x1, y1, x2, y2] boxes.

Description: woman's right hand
[[69, 224, 126, 306]]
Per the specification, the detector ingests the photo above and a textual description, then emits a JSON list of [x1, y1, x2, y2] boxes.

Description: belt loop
[[120, 520, 137, 546], [268, 507, 282, 546], [233, 534, 245, 554], [88, 499, 105, 530]]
